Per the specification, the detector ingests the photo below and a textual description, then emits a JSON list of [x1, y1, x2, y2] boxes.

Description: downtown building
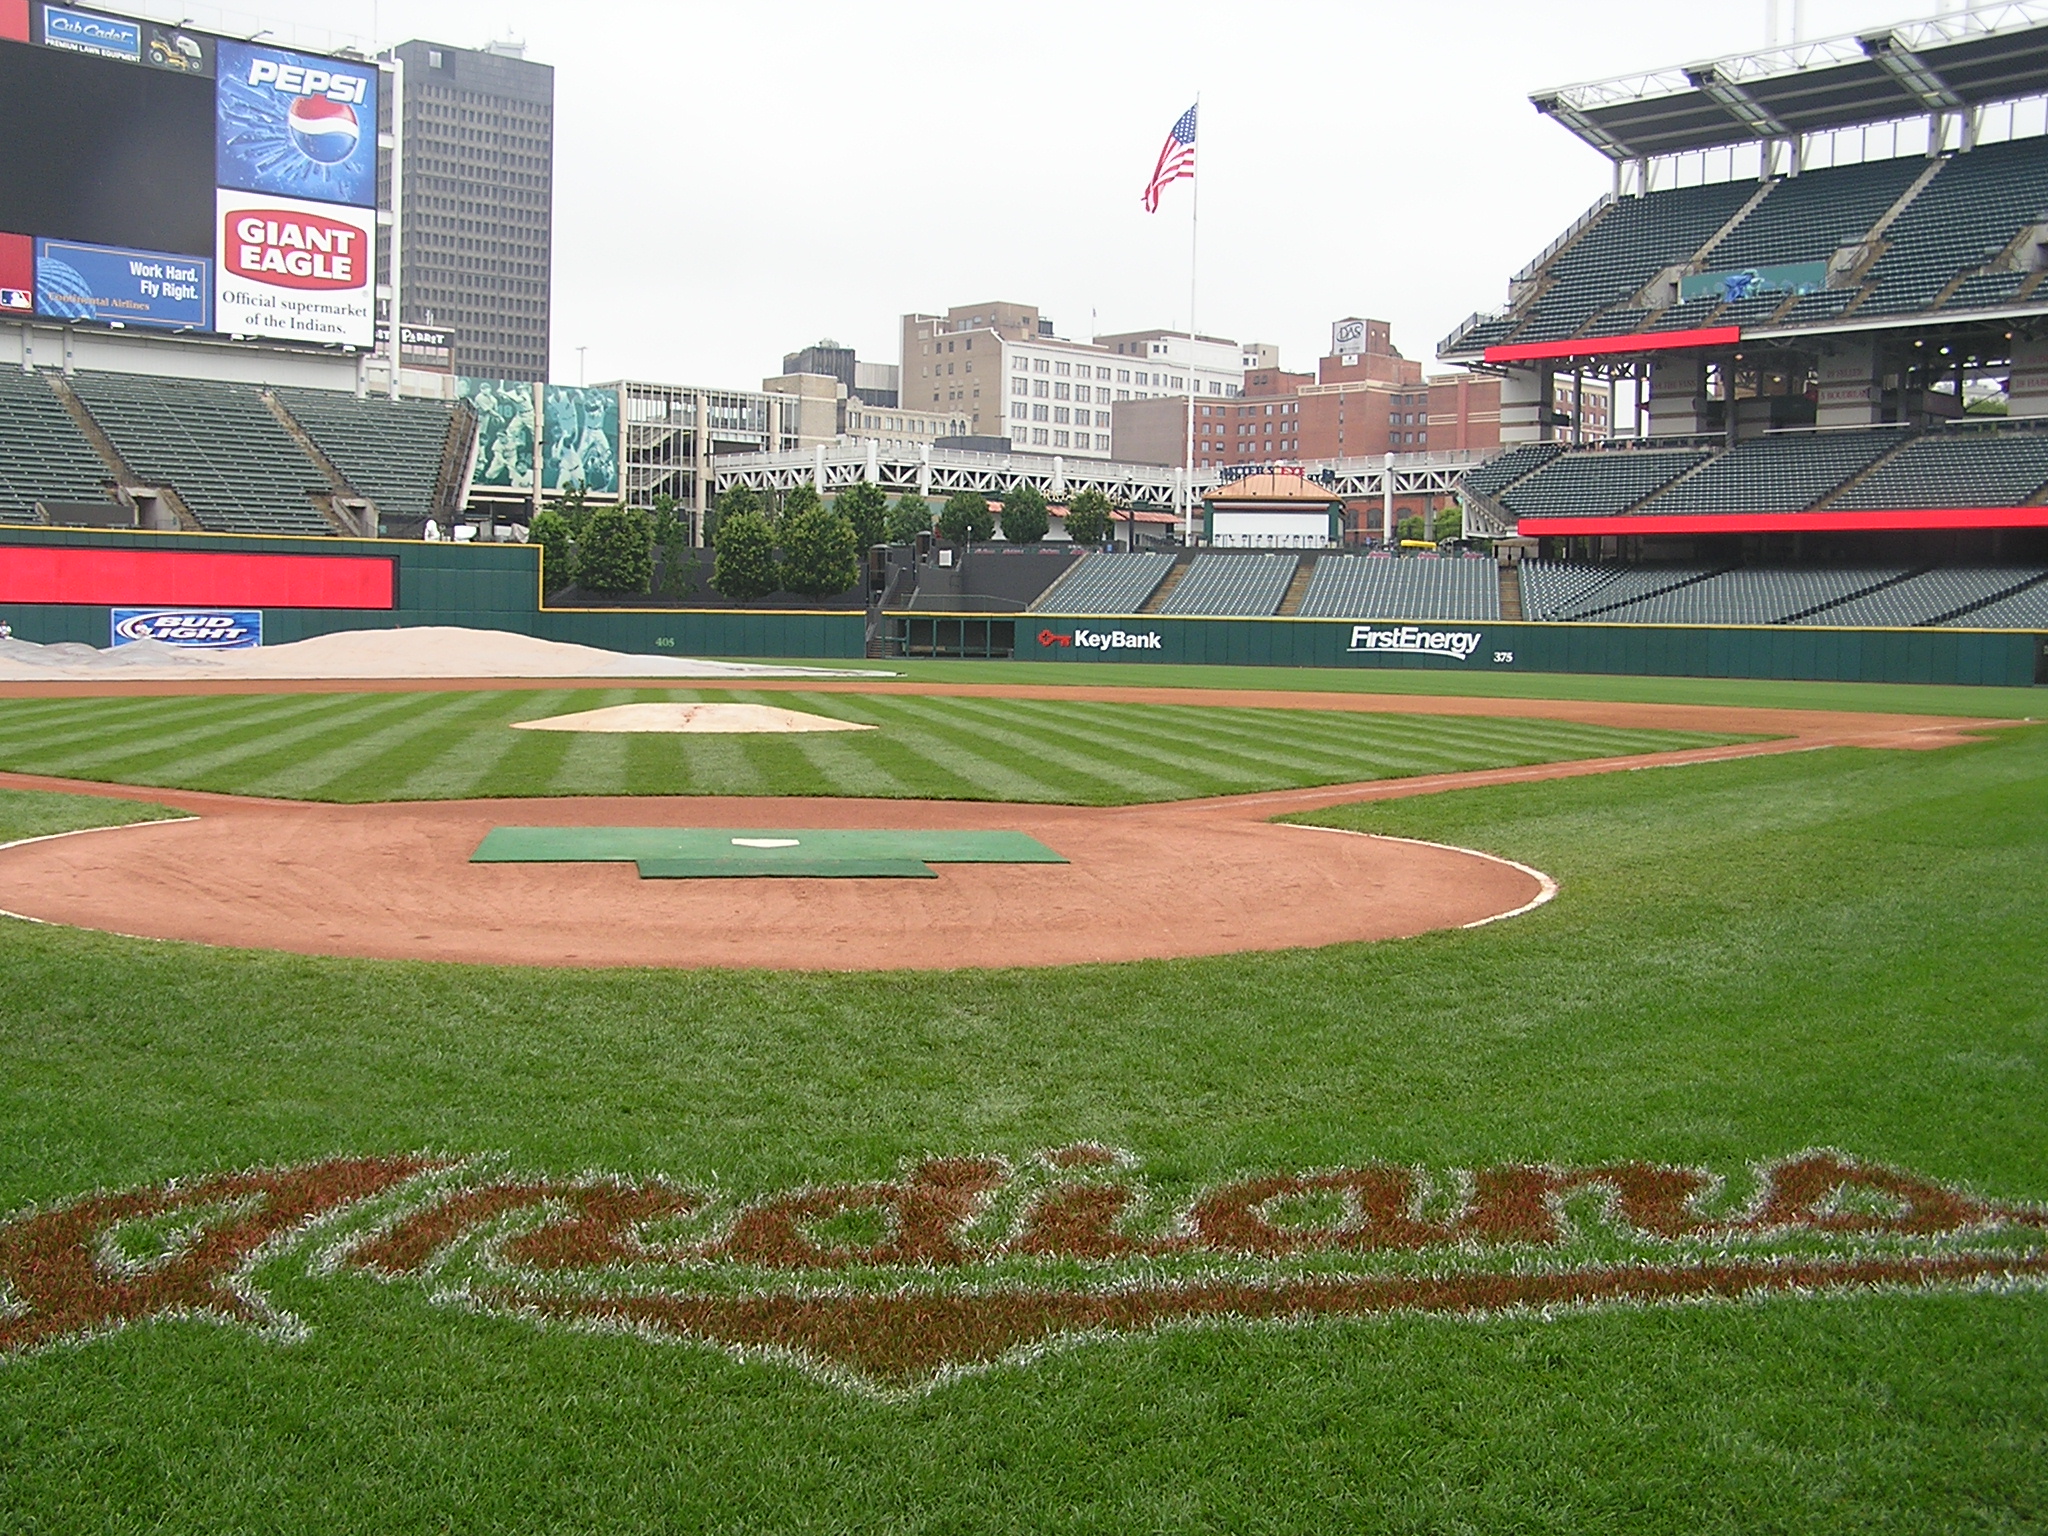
[[387, 39, 554, 382], [901, 301, 1244, 460]]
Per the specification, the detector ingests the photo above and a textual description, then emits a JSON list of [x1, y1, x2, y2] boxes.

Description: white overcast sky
[[164, 0, 1946, 386]]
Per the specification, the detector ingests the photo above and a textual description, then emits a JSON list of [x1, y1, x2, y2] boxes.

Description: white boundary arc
[[1280, 823, 1559, 929]]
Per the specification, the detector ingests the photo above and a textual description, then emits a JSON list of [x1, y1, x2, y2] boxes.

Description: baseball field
[[0, 660, 2043, 1532]]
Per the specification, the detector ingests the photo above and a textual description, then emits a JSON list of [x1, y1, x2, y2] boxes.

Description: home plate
[[510, 703, 872, 734]]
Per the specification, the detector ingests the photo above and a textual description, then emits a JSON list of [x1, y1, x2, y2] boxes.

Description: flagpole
[[1183, 94, 1200, 547]]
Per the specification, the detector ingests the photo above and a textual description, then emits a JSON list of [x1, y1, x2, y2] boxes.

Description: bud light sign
[[111, 609, 262, 649], [215, 40, 378, 208]]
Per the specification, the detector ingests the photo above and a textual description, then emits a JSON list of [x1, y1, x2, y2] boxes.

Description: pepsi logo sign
[[224, 210, 363, 290], [243, 56, 370, 105], [110, 610, 262, 649], [286, 97, 361, 164]]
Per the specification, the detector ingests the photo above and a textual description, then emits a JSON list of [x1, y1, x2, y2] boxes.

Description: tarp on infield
[[469, 827, 1067, 880]]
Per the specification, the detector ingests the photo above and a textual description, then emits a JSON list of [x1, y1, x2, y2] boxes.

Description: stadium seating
[[1797, 567, 2047, 627], [68, 372, 334, 537], [1032, 550, 1176, 613], [1519, 561, 1725, 620], [1156, 552, 1298, 616], [1591, 566, 1912, 625], [1710, 155, 1927, 273], [275, 389, 459, 524], [1638, 427, 1907, 514], [1461, 442, 1563, 501], [1294, 554, 1500, 621], [1501, 449, 1712, 518], [0, 370, 114, 523], [1508, 180, 1759, 345], [1944, 575, 2048, 628], [1855, 136, 2048, 319], [1830, 427, 2048, 509]]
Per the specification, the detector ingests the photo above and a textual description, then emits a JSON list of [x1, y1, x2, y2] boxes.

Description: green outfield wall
[[0, 528, 2036, 683]]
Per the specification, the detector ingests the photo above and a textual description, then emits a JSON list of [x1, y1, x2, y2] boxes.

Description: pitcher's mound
[[511, 702, 874, 734]]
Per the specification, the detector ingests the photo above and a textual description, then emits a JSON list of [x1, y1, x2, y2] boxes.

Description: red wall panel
[[0, 1, 28, 43], [0, 547, 395, 608]]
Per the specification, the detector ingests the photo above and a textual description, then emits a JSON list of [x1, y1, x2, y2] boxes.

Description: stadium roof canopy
[[1531, 2, 2048, 161]]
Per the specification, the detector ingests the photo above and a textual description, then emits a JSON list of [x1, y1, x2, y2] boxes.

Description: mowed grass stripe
[[831, 696, 1074, 801], [391, 690, 578, 800], [930, 698, 1234, 799], [1016, 701, 1385, 785], [0, 692, 386, 783], [544, 691, 641, 796], [232, 693, 499, 798], [766, 694, 985, 800], [245, 690, 517, 799], [0, 691, 345, 764]]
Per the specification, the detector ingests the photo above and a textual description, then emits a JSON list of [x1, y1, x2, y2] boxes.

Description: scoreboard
[[0, 3, 379, 347]]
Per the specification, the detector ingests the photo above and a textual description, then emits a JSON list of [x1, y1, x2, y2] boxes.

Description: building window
[[1116, 390, 1129, 400], [1054, 431, 1070, 447], [1033, 379, 1049, 398], [1096, 411, 1109, 426], [1096, 367, 1111, 380], [1011, 402, 1028, 420], [1054, 407, 1070, 424], [1117, 369, 1130, 382], [1032, 404, 1048, 421], [1013, 430, 1028, 445], [1013, 356, 1028, 371], [1034, 358, 1049, 372], [1097, 434, 1110, 450], [1033, 429, 1049, 444], [1054, 382, 1070, 400], [1055, 361, 1071, 376]]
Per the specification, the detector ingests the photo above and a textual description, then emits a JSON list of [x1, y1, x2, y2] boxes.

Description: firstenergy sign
[[1348, 625, 1491, 662]]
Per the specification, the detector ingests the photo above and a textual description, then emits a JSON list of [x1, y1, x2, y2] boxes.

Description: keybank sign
[[1348, 625, 1484, 661], [1039, 626, 1163, 651]]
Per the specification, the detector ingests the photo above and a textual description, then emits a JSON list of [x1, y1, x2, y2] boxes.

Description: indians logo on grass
[[2, 1149, 2041, 1394]]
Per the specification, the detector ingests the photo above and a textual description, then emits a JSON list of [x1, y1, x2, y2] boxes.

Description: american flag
[[1142, 103, 1198, 213]]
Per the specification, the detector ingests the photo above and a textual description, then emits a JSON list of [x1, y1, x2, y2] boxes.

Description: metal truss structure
[[713, 440, 1486, 516]]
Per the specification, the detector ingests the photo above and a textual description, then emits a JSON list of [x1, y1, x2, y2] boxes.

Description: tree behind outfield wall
[[707, 481, 760, 546], [650, 493, 692, 598], [1061, 488, 1113, 546], [780, 503, 860, 597], [576, 505, 654, 594], [711, 510, 780, 601], [999, 482, 1048, 544], [778, 483, 823, 535], [526, 506, 574, 591], [834, 480, 888, 552], [885, 492, 931, 544], [936, 489, 993, 543]]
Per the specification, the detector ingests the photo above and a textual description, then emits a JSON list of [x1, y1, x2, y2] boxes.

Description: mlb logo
[[287, 97, 360, 164], [0, 289, 29, 311]]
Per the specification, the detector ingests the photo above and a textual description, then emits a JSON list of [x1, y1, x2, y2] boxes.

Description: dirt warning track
[[0, 689, 2014, 970]]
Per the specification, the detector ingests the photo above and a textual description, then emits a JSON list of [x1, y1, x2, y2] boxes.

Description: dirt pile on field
[[0, 628, 889, 682]]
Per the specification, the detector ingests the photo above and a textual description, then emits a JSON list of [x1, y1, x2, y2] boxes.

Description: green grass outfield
[[0, 718, 2043, 1531], [730, 657, 2048, 718], [0, 690, 1730, 803]]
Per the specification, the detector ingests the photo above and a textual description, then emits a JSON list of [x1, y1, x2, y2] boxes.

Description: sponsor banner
[[215, 39, 377, 209], [1036, 625, 1163, 652], [1347, 624, 1486, 661], [34, 238, 209, 330], [459, 378, 537, 491], [111, 608, 261, 648], [377, 322, 454, 373], [143, 21, 211, 75], [1678, 260, 1829, 306], [541, 385, 621, 496], [0, 231, 31, 313], [37, 3, 137, 60], [214, 190, 373, 346]]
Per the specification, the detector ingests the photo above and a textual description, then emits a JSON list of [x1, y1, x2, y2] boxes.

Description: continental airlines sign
[[2, 1147, 2041, 1394]]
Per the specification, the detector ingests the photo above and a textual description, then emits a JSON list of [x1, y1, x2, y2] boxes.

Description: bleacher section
[[1509, 181, 1759, 345], [1032, 550, 1176, 614], [1710, 156, 1926, 275], [1461, 442, 1563, 501], [1945, 576, 2048, 628], [275, 389, 458, 524], [1854, 135, 2048, 319], [1294, 555, 1499, 621], [1591, 567, 1912, 625], [1521, 560, 2048, 628], [1798, 567, 2043, 627], [1157, 552, 1298, 616], [1831, 428, 2048, 509], [1638, 428, 1907, 514], [0, 370, 113, 523], [1500, 449, 1711, 519], [66, 372, 333, 537]]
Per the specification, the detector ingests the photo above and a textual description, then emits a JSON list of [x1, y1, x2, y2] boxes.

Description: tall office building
[[387, 39, 554, 380]]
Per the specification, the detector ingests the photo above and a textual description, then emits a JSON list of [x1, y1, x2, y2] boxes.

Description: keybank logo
[[1039, 627, 1163, 651], [1348, 625, 1482, 660]]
